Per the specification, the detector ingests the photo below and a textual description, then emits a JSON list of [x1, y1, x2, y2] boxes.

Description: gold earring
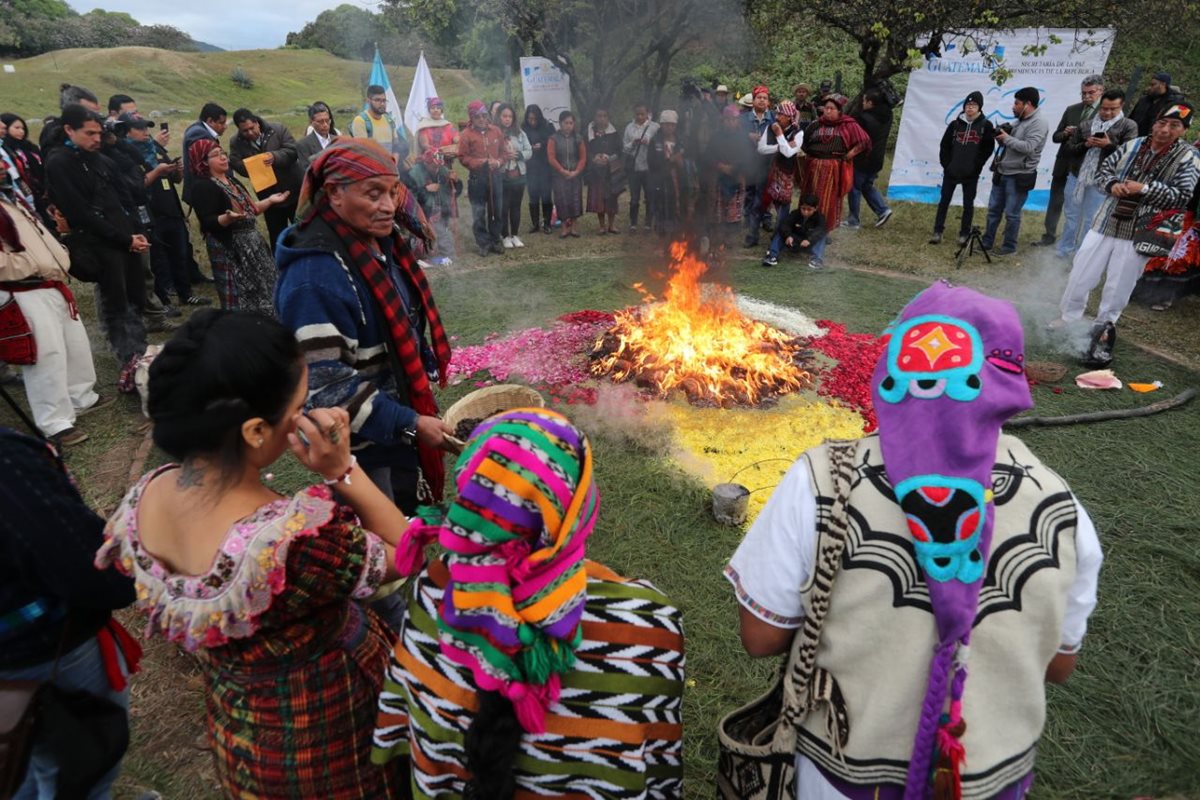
[[256, 438, 264, 448]]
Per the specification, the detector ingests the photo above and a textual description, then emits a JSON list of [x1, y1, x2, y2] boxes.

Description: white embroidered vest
[[797, 434, 1078, 798]]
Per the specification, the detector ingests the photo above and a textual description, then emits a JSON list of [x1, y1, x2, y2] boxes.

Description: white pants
[[1059, 230, 1148, 325], [4, 288, 99, 436]]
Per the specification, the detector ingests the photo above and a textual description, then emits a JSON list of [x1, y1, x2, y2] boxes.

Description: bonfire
[[590, 242, 812, 406]]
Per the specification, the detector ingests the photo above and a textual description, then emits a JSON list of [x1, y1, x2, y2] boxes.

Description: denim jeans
[[981, 174, 1031, 251], [767, 228, 826, 261], [846, 169, 889, 226], [0, 638, 130, 800], [933, 176, 979, 236], [1078, 185, 1106, 242], [1055, 174, 1084, 257]]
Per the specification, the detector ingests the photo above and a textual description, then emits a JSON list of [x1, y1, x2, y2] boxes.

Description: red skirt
[[801, 157, 853, 231]]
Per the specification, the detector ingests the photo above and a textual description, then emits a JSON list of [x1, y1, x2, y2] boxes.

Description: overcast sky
[[68, 1, 349, 51]]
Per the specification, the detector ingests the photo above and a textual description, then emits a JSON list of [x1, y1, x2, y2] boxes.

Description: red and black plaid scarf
[[317, 204, 452, 499]]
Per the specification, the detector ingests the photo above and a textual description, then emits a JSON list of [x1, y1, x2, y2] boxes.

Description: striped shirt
[[372, 558, 685, 799], [1091, 136, 1200, 240]]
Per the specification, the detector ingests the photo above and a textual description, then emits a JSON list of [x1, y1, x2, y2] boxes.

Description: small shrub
[[230, 66, 254, 89]]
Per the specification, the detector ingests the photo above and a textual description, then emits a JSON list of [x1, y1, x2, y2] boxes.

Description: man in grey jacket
[[981, 87, 1048, 255]]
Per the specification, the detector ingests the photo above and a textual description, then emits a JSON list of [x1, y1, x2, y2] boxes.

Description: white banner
[[520, 57, 571, 128], [888, 28, 1114, 211]]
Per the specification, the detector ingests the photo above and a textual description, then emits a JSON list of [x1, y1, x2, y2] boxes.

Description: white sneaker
[[512, 236, 525, 248], [503, 237, 514, 249]]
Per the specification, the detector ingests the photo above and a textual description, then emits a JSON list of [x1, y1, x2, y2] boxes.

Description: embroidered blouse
[[96, 466, 388, 658]]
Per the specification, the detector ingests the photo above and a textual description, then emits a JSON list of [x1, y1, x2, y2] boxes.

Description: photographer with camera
[[980, 87, 1048, 256], [118, 113, 211, 310]]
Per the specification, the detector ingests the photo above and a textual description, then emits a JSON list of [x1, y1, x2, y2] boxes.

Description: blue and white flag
[[368, 46, 404, 131]]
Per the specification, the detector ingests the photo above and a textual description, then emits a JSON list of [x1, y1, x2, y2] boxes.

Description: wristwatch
[[400, 422, 418, 447]]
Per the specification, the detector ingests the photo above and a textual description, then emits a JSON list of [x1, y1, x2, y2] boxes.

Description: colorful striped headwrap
[[187, 138, 218, 179], [296, 138, 435, 248], [395, 408, 599, 733]]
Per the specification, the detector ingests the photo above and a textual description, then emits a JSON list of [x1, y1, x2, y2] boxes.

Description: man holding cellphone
[[1056, 89, 1139, 259]]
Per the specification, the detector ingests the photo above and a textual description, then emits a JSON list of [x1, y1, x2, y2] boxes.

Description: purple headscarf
[[871, 281, 1032, 799]]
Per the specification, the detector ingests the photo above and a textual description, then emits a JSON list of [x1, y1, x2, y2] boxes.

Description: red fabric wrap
[[316, 204, 451, 500], [96, 618, 143, 692]]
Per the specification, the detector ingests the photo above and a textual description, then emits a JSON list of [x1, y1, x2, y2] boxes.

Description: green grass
[[1, 141, 1197, 798], [0, 46, 485, 145]]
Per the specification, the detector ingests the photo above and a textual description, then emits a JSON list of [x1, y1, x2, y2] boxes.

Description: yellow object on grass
[[1128, 381, 1163, 393], [667, 393, 866, 525]]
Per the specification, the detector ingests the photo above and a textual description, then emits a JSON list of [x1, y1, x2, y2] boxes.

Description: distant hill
[[193, 41, 225, 53], [0, 47, 482, 137]]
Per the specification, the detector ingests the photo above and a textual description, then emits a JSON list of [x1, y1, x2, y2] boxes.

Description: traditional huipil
[[800, 96, 872, 231], [727, 283, 1103, 800], [187, 138, 278, 315], [98, 475, 402, 798], [372, 409, 685, 799]]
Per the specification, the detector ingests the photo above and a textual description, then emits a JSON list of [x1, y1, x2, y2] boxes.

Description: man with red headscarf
[[275, 139, 453, 522]]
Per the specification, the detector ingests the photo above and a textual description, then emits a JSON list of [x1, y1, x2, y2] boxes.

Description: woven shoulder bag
[[716, 440, 856, 800]]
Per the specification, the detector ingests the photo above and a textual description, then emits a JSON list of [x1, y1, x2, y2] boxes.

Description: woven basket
[[1026, 361, 1067, 383], [444, 384, 546, 435]]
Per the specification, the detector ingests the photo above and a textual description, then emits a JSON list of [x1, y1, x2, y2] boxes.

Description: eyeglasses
[[206, 150, 226, 160]]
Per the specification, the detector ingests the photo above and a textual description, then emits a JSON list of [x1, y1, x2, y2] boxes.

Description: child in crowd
[[763, 194, 827, 269], [548, 110, 586, 238]]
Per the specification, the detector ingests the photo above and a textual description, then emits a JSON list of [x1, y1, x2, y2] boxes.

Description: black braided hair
[[148, 310, 303, 474], [463, 690, 522, 800]]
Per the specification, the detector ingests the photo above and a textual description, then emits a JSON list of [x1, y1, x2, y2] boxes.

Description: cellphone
[[161, 121, 169, 133]]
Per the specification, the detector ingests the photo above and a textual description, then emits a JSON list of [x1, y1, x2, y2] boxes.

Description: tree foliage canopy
[[0, 1, 198, 56], [284, 4, 449, 67], [385, 0, 746, 115]]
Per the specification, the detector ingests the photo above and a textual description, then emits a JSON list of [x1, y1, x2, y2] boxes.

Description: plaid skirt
[[203, 221, 278, 316], [204, 604, 404, 798]]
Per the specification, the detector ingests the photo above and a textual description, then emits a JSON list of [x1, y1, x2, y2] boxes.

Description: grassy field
[[1, 43, 1197, 796], [0, 46, 487, 143], [3, 209, 1195, 798]]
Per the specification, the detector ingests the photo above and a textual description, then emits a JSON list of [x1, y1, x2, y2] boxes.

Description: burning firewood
[[590, 242, 813, 408]]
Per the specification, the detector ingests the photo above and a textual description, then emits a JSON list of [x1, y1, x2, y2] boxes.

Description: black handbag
[[0, 620, 129, 800], [716, 441, 857, 800]]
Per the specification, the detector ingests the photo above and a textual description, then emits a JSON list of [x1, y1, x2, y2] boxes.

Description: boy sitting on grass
[[763, 194, 827, 269]]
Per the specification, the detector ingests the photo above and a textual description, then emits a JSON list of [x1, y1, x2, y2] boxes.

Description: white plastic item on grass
[[1075, 369, 1123, 390]]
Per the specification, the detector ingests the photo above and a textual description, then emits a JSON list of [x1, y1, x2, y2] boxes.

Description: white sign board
[[887, 28, 1114, 211], [520, 57, 571, 127]]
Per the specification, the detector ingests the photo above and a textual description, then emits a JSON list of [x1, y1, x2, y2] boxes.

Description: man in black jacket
[[762, 194, 828, 268], [1129, 72, 1186, 136], [118, 113, 212, 310], [44, 105, 149, 381], [930, 91, 996, 245], [1036, 75, 1104, 247], [228, 108, 303, 248], [846, 88, 894, 228]]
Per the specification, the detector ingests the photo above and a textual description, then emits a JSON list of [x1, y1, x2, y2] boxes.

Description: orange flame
[[590, 242, 811, 406]]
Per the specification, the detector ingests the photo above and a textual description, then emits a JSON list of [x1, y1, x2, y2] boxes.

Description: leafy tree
[[747, 0, 1200, 94], [0, 0, 198, 56], [285, 4, 449, 66], [385, 0, 745, 115]]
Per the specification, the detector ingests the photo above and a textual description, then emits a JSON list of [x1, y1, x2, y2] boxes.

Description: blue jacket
[[275, 217, 432, 469]]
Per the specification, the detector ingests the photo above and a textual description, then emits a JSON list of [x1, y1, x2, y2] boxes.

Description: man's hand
[[800, 239, 810, 248], [1123, 180, 1146, 195], [425, 182, 439, 193], [785, 236, 794, 247], [155, 129, 170, 147], [129, 234, 150, 253], [263, 153, 275, 167], [1085, 135, 1107, 149], [415, 414, 454, 448], [995, 130, 1009, 143]]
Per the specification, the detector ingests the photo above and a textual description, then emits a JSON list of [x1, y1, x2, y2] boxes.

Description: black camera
[[997, 122, 1014, 135]]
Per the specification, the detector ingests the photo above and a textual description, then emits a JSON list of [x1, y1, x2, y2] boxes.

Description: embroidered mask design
[[895, 475, 991, 583], [877, 315, 984, 404]]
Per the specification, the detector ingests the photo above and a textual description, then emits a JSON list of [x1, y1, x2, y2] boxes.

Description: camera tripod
[[955, 226, 992, 269]]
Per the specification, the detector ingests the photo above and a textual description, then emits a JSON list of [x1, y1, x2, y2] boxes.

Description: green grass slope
[[0, 46, 483, 136]]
